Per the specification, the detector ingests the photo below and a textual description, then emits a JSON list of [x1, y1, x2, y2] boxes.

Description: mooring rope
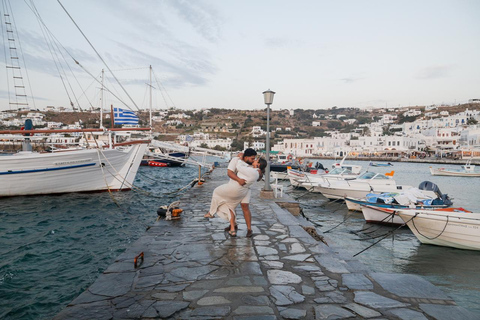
[[354, 210, 399, 235], [411, 214, 449, 240], [353, 213, 418, 257]]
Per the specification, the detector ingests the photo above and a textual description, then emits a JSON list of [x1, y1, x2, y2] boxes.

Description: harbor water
[[0, 162, 211, 320], [1, 158, 479, 318], [294, 159, 480, 315]]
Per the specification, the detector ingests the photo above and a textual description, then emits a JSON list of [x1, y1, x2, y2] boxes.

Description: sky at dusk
[[1, 0, 479, 112]]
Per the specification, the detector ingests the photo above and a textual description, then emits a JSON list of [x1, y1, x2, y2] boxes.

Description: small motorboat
[[395, 208, 479, 250], [141, 151, 187, 167], [287, 168, 328, 188], [148, 161, 169, 167], [429, 160, 480, 177], [369, 162, 394, 167], [345, 181, 453, 211]]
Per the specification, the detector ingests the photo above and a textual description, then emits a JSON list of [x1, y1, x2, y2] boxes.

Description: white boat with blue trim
[[0, 128, 148, 197]]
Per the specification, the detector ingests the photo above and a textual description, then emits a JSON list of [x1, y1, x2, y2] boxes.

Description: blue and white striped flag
[[113, 107, 139, 125]]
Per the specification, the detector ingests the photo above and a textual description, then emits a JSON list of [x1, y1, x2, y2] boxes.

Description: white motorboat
[[0, 137, 147, 197], [287, 168, 321, 188], [429, 161, 480, 177], [313, 171, 435, 201], [301, 166, 362, 192], [396, 208, 480, 250]]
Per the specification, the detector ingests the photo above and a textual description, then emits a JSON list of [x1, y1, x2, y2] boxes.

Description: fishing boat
[[369, 161, 393, 167], [345, 181, 453, 211], [429, 160, 480, 177], [395, 208, 479, 250], [360, 205, 405, 225]]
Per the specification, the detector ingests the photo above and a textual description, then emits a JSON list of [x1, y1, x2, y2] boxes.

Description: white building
[[403, 109, 421, 117], [189, 138, 232, 150], [312, 121, 321, 127], [244, 141, 265, 151], [170, 113, 191, 119], [47, 122, 63, 128], [165, 120, 183, 126], [251, 126, 266, 137], [459, 125, 480, 147], [343, 119, 357, 125]]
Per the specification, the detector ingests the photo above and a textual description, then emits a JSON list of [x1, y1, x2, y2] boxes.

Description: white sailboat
[[0, 141, 147, 197]]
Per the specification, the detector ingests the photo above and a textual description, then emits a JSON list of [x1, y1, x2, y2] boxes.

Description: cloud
[[165, 0, 223, 43], [415, 65, 454, 79], [109, 40, 218, 88], [0, 29, 97, 77], [265, 37, 303, 49], [340, 76, 365, 84]]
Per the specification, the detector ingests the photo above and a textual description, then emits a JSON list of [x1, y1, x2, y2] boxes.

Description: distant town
[[1, 100, 480, 159]]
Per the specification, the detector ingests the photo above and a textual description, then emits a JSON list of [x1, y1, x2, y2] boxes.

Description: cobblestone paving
[[55, 168, 479, 320]]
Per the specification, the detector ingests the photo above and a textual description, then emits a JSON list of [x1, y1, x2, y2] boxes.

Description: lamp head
[[262, 89, 275, 105]]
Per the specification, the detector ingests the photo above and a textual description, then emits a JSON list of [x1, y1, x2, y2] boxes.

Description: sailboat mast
[[100, 69, 104, 128], [149, 65, 152, 128]]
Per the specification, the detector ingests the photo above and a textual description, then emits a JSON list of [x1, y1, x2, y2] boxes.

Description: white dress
[[208, 160, 259, 221]]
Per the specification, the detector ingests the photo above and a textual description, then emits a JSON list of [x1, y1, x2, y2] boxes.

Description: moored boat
[[312, 171, 415, 200], [429, 162, 480, 177], [369, 161, 394, 167], [395, 208, 479, 250], [0, 138, 148, 197], [361, 205, 404, 225], [345, 181, 453, 211]]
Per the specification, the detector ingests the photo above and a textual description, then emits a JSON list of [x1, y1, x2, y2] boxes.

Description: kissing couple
[[204, 148, 267, 237]]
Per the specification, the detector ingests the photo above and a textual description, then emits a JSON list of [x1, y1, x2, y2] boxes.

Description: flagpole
[[111, 104, 114, 128]]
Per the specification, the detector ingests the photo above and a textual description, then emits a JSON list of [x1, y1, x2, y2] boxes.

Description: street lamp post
[[262, 89, 275, 192]]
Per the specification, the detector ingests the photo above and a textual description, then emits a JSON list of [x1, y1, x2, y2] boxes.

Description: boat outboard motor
[[418, 181, 453, 206], [22, 119, 33, 152], [315, 162, 326, 170]]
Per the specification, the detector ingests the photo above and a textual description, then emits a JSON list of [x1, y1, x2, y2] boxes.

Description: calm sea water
[[294, 159, 480, 315], [1, 158, 479, 318], [0, 162, 212, 320]]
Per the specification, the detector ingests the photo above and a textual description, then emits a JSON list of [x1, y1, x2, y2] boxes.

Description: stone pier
[[55, 168, 479, 319]]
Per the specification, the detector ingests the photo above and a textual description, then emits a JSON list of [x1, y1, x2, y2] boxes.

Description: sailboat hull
[[0, 144, 147, 197]]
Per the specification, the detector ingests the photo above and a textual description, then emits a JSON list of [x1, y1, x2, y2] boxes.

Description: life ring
[[287, 155, 293, 161]]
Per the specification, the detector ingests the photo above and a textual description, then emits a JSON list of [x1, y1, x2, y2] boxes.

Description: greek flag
[[113, 107, 139, 125]]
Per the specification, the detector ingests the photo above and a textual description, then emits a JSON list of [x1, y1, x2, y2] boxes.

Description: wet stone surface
[[54, 168, 478, 319]]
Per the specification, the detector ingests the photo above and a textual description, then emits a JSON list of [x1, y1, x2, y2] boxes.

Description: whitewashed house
[[244, 141, 265, 151]]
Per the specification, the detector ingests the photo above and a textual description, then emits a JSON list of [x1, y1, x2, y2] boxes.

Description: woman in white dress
[[205, 158, 267, 237]]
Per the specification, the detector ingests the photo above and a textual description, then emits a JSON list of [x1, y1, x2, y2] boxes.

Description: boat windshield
[[357, 172, 377, 180], [328, 168, 342, 174]]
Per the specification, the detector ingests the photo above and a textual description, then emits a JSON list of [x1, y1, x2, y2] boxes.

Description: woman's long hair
[[258, 158, 267, 174]]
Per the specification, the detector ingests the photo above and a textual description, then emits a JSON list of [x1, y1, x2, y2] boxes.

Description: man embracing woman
[[204, 148, 267, 237]]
